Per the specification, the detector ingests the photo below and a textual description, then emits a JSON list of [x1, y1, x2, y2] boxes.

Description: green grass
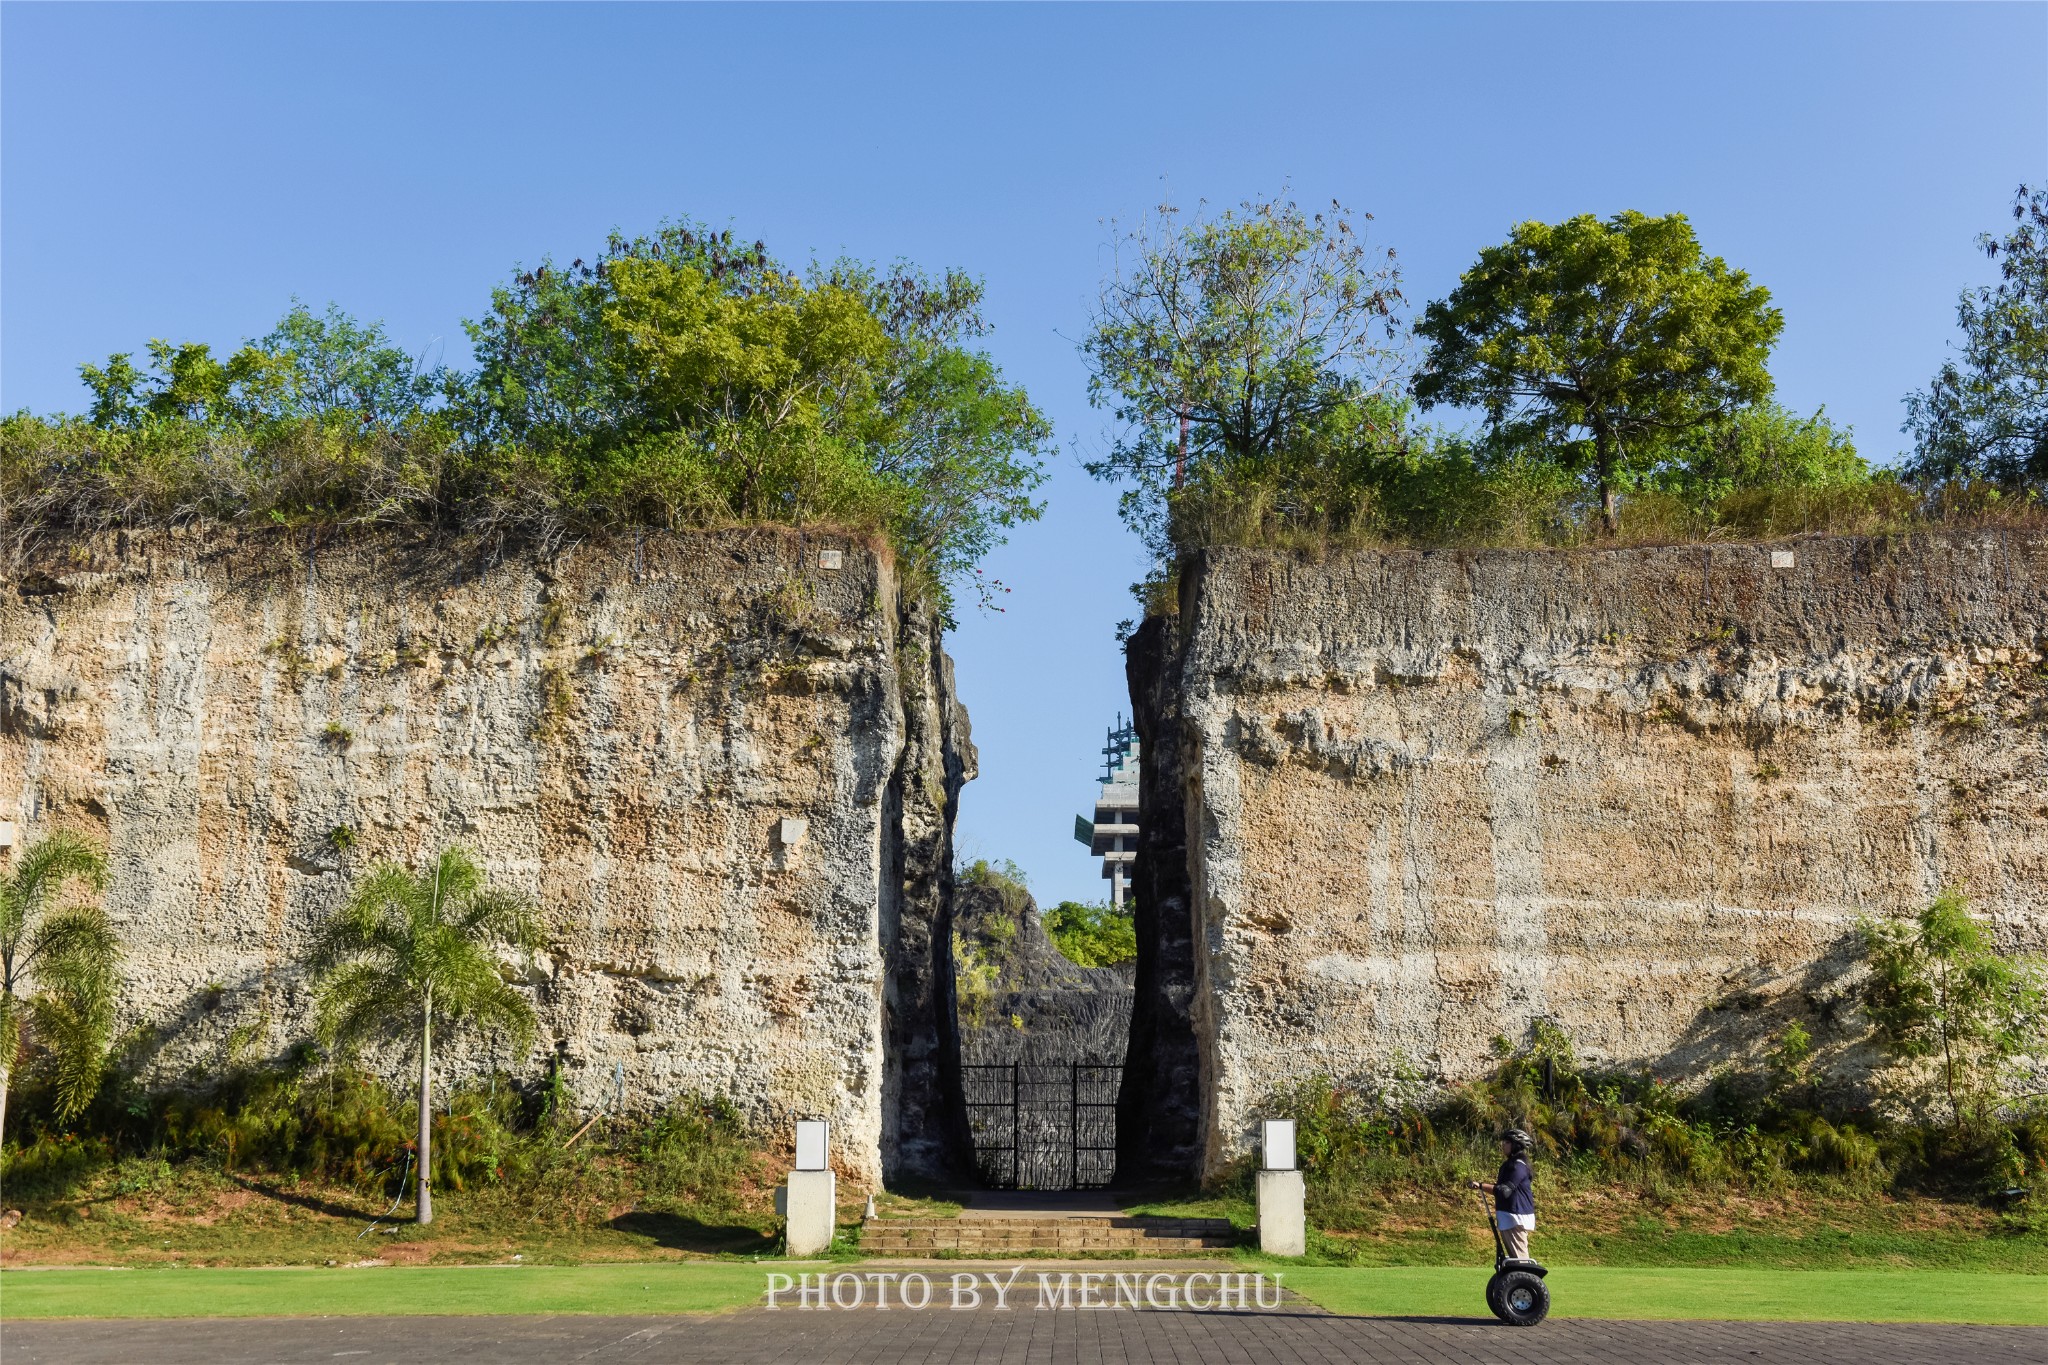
[[5, 1261, 2042, 1325], [0, 1262, 781, 1319], [1128, 1186, 2048, 1274], [1284, 1265, 2048, 1325]]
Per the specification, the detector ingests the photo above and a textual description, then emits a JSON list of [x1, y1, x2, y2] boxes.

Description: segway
[[1479, 1191, 1550, 1326]]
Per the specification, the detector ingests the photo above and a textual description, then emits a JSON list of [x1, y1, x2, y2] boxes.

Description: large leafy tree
[[460, 223, 1050, 607], [1906, 185, 2048, 490], [1860, 891, 2046, 1129], [0, 831, 116, 1145], [1414, 211, 1782, 531], [307, 847, 542, 1224], [1079, 196, 1407, 561]]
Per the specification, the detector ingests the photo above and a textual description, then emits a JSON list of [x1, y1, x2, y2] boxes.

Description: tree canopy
[[1080, 196, 1407, 564], [10, 221, 1050, 617], [1415, 211, 1783, 530], [1906, 185, 2048, 492]]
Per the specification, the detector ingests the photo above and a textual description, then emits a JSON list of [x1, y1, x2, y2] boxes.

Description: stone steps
[[859, 1216, 1240, 1254]]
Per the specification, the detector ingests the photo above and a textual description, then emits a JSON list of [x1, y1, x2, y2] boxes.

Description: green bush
[[1045, 900, 1136, 968], [0, 1057, 763, 1216], [1255, 1019, 2048, 1218]]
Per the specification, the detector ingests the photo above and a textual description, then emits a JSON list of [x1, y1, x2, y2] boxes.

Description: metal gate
[[961, 1062, 1120, 1190]]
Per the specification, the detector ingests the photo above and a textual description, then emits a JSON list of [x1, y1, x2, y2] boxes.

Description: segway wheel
[[1492, 1269, 1549, 1327]]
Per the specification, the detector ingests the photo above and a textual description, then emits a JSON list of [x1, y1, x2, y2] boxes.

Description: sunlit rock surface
[[1134, 533, 2048, 1179], [0, 528, 973, 1187]]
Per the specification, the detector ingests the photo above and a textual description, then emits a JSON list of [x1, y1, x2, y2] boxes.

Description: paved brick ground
[[10, 1309, 2046, 1364]]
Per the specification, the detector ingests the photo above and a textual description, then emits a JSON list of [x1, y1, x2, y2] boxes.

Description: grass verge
[[0, 1262, 778, 1319], [4, 1261, 2043, 1325], [1283, 1265, 2048, 1326]]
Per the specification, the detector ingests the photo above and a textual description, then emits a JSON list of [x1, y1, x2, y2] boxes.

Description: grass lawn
[[1130, 1184, 2048, 1274], [1283, 1265, 2048, 1326], [0, 1261, 778, 1319], [3, 1261, 2042, 1325]]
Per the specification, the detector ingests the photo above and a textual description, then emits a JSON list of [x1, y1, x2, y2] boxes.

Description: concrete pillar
[[1256, 1170, 1305, 1256], [783, 1170, 837, 1257], [1256, 1119, 1304, 1256]]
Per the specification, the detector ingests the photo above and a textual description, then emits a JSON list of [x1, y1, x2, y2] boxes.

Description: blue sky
[[5, 3, 2043, 905]]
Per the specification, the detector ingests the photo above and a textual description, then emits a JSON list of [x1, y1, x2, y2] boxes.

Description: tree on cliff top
[[21, 221, 1048, 616], [1905, 185, 2048, 492], [1414, 211, 1783, 532], [1079, 196, 1409, 564], [79, 302, 441, 435], [306, 847, 541, 1225], [460, 222, 1051, 607], [0, 831, 116, 1147]]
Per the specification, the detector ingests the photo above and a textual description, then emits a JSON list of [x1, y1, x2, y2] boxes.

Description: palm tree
[[307, 846, 541, 1225], [0, 831, 116, 1146]]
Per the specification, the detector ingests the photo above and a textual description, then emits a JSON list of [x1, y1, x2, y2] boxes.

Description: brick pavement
[[10, 1308, 2046, 1364]]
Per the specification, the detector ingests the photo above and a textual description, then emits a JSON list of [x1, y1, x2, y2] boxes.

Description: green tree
[[78, 303, 436, 433], [306, 847, 542, 1224], [0, 831, 116, 1145], [1414, 211, 1783, 532], [1045, 900, 1137, 969], [1906, 185, 2048, 490], [460, 223, 1049, 609], [1859, 891, 2047, 1129], [1079, 196, 1407, 562]]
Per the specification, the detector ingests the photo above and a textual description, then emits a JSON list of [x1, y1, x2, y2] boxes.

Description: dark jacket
[[1494, 1155, 1534, 1216]]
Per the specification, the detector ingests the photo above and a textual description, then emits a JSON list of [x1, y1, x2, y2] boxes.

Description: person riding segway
[[1469, 1128, 1549, 1326]]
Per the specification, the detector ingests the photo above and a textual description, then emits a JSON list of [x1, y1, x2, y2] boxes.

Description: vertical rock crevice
[[1116, 611, 1203, 1186], [879, 593, 978, 1184]]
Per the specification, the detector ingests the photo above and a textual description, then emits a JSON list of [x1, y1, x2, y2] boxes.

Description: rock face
[[1116, 616, 1203, 1186], [0, 528, 974, 1188], [951, 873, 1133, 1068], [1132, 532, 2048, 1180]]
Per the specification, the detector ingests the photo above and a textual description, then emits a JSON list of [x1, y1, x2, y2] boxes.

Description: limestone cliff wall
[[0, 528, 973, 1187], [1140, 532, 2048, 1179]]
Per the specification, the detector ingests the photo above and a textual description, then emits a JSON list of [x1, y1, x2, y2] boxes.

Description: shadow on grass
[[228, 1174, 382, 1223], [609, 1209, 776, 1255]]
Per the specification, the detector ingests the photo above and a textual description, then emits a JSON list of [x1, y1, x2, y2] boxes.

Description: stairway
[[859, 1214, 1239, 1255]]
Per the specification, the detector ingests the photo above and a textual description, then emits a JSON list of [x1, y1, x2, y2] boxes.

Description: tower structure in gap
[[1074, 716, 1140, 911]]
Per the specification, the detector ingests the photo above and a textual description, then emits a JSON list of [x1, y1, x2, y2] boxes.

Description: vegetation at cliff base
[[0, 1058, 783, 1266], [1, 223, 1051, 616], [306, 847, 542, 1226], [1220, 893, 2048, 1271], [0, 833, 117, 1146]]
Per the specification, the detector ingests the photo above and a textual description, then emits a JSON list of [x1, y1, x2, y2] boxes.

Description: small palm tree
[[0, 831, 116, 1146], [308, 846, 541, 1224]]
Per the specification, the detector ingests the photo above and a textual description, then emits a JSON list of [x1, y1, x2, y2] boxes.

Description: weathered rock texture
[[1116, 616, 1202, 1186], [0, 528, 974, 1187], [951, 873, 1132, 1068], [1135, 532, 2048, 1180]]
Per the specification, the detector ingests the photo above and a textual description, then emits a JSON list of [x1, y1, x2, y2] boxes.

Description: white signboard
[[796, 1119, 829, 1171], [1261, 1119, 1295, 1171]]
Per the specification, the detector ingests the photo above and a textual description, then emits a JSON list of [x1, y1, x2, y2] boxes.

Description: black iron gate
[[962, 1062, 1120, 1189]]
